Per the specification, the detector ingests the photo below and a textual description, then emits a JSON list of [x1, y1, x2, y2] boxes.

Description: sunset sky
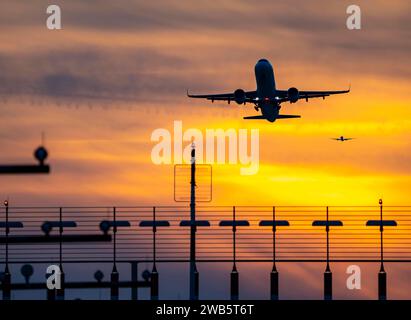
[[0, 0, 410, 299]]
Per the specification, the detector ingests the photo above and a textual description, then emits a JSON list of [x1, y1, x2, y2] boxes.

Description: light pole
[[140, 207, 170, 300], [312, 207, 343, 300], [107, 208, 130, 300], [1, 200, 23, 300], [219, 206, 249, 300], [366, 199, 397, 300], [40, 210, 77, 300], [259, 206, 289, 300], [180, 218, 210, 300]]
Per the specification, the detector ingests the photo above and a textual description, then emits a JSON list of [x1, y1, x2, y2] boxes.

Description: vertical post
[[378, 199, 386, 300], [111, 207, 119, 300], [151, 207, 158, 300], [324, 270, 332, 301], [378, 272, 387, 301], [366, 200, 396, 300], [260, 214, 289, 300], [271, 206, 279, 300], [151, 207, 159, 300], [56, 207, 65, 300], [194, 265, 199, 299], [2, 200, 11, 300], [230, 206, 239, 300], [189, 144, 198, 300], [45, 208, 56, 301], [141, 216, 169, 301], [46, 282, 55, 301], [324, 206, 332, 300], [131, 262, 138, 300], [151, 271, 159, 300]]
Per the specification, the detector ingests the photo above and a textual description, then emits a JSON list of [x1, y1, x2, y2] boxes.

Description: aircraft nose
[[255, 58, 269, 69], [255, 59, 273, 76]]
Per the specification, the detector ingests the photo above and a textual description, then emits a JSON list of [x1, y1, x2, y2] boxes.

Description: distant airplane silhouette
[[188, 59, 350, 122], [332, 136, 354, 142]]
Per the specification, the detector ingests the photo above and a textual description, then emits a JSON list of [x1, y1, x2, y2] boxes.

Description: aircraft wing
[[276, 88, 350, 103], [187, 90, 257, 104]]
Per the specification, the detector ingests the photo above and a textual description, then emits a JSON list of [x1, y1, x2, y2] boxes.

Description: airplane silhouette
[[332, 136, 354, 142], [188, 58, 350, 122]]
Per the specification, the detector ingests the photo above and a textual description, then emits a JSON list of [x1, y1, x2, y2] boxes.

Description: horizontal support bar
[[219, 220, 250, 227], [0, 165, 50, 174], [6, 259, 411, 264], [140, 221, 170, 227], [0, 222, 24, 229], [42, 221, 77, 228], [106, 221, 131, 227], [259, 220, 290, 227], [9, 280, 150, 290], [366, 220, 397, 227], [312, 220, 343, 227], [99, 220, 131, 232], [0, 234, 111, 244], [179, 220, 210, 227]]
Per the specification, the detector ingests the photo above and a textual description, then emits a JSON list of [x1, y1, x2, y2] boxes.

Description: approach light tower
[[183, 143, 211, 300], [174, 143, 211, 300]]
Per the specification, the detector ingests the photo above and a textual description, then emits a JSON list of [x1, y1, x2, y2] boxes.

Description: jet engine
[[287, 87, 299, 103], [234, 89, 246, 104]]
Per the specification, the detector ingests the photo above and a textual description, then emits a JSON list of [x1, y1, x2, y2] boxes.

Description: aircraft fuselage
[[254, 59, 279, 122]]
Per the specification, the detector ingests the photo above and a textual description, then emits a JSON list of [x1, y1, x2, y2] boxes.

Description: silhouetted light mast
[[219, 206, 249, 300], [259, 206, 289, 300], [41, 211, 77, 300], [140, 207, 170, 300], [312, 207, 343, 300], [0, 200, 24, 300], [190, 144, 196, 300], [106, 208, 131, 300], [366, 199, 397, 300]]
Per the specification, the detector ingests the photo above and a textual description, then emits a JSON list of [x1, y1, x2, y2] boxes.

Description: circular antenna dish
[[99, 220, 111, 234], [142, 269, 151, 281], [41, 221, 52, 235], [21, 264, 34, 283], [34, 146, 48, 165], [94, 270, 104, 282]]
